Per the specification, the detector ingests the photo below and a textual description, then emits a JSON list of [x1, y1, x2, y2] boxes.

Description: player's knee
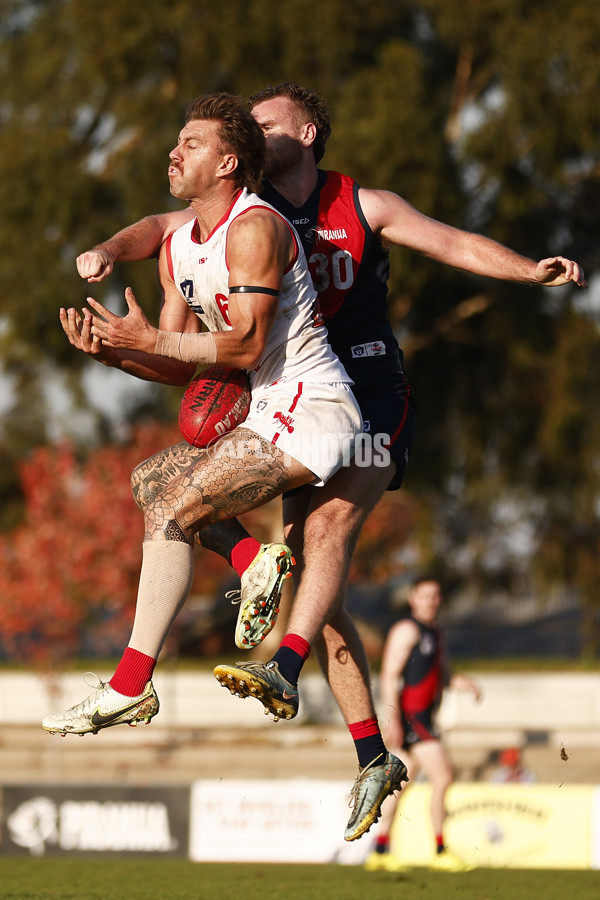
[[304, 504, 360, 553], [130, 464, 155, 511], [437, 766, 454, 792]]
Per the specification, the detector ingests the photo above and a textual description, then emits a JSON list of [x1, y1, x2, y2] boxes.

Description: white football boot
[[42, 673, 159, 736], [229, 543, 295, 649]]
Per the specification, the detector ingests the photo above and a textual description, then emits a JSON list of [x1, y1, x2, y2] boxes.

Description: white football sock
[[128, 541, 194, 659]]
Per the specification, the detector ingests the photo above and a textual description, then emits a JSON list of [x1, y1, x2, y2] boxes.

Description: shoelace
[[67, 673, 108, 713], [230, 660, 266, 672], [348, 752, 386, 808], [225, 589, 241, 606]]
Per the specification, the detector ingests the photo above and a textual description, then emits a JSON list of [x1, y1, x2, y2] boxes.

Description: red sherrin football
[[179, 365, 251, 448]]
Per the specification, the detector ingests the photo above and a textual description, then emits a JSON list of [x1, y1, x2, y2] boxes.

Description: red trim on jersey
[[191, 190, 242, 246], [309, 171, 366, 317], [401, 665, 442, 714], [165, 233, 175, 281]]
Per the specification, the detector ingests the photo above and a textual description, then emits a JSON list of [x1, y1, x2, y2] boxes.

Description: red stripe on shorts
[[288, 382, 303, 412], [385, 383, 412, 449], [270, 383, 303, 443]]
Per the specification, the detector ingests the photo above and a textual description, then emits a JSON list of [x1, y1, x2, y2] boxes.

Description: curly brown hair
[[248, 81, 331, 164], [185, 93, 265, 193]]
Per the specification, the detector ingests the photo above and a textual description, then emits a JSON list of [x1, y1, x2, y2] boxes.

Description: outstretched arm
[[76, 209, 195, 283], [61, 243, 199, 385], [87, 208, 288, 371], [449, 671, 482, 701], [360, 188, 587, 289]]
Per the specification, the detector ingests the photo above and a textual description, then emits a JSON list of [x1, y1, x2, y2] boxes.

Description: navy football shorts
[[353, 372, 416, 491], [401, 707, 441, 749]]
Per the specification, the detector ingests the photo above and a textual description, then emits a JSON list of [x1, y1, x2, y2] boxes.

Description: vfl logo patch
[[180, 278, 194, 300], [180, 277, 204, 314], [351, 340, 386, 358]]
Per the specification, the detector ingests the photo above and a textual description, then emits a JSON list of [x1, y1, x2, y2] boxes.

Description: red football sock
[[279, 633, 311, 659], [375, 834, 390, 854], [348, 716, 387, 768], [229, 537, 262, 577], [110, 647, 156, 697], [271, 634, 312, 685]]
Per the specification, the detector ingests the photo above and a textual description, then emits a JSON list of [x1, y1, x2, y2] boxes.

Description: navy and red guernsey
[[262, 170, 415, 490], [261, 170, 403, 391], [399, 615, 444, 746]]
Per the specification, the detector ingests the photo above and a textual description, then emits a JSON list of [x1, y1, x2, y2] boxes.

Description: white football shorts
[[242, 381, 362, 486]]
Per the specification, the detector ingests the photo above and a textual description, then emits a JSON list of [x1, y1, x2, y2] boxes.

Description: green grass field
[[0, 858, 598, 900]]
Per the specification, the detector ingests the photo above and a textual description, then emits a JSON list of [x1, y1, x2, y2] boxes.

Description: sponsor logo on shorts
[[273, 412, 295, 433], [351, 341, 386, 358]]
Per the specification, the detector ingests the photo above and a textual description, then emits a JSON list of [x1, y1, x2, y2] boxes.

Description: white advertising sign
[[189, 779, 365, 864]]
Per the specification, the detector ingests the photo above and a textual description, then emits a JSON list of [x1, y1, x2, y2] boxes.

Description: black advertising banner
[[2, 785, 190, 857]]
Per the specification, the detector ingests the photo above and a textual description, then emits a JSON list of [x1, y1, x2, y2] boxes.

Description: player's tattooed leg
[[131, 441, 205, 510], [164, 519, 189, 543], [141, 428, 311, 540]]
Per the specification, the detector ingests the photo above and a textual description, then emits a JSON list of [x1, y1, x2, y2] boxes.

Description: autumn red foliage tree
[[0, 424, 234, 666]]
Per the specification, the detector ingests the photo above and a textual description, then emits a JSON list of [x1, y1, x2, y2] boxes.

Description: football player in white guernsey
[[44, 94, 364, 755]]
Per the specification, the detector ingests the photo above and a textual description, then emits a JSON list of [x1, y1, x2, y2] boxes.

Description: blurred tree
[[0, 0, 598, 654]]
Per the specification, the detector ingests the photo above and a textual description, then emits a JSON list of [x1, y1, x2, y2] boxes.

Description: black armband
[[229, 285, 280, 297]]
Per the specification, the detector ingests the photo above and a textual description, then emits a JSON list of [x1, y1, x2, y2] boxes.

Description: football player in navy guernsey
[[365, 577, 481, 872], [72, 83, 585, 842]]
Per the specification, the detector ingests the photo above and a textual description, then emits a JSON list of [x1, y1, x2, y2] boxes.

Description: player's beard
[[169, 174, 189, 200], [263, 135, 304, 180], [168, 164, 197, 201]]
